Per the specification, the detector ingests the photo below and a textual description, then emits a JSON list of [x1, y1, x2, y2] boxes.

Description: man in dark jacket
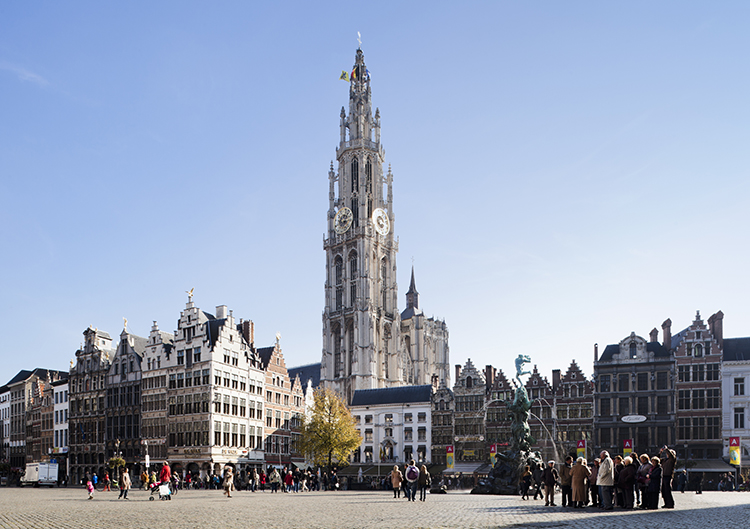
[[660, 446, 676, 508], [542, 461, 560, 506], [532, 463, 544, 500]]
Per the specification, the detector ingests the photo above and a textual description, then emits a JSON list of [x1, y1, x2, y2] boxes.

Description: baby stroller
[[149, 481, 172, 501]]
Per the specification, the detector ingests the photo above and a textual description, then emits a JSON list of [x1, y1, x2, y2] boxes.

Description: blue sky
[[2, 1, 749, 384]]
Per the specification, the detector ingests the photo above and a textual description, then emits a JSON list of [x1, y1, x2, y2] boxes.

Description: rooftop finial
[[357, 31, 362, 49]]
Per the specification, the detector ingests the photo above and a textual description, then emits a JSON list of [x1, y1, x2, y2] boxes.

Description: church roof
[[287, 363, 321, 391], [351, 384, 433, 406]]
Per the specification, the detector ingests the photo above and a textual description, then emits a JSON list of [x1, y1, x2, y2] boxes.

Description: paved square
[[0, 487, 748, 528]]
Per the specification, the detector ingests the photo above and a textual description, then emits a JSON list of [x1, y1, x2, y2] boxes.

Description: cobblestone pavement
[[0, 488, 748, 529]]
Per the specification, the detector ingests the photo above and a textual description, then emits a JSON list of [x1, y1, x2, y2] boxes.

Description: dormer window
[[629, 342, 637, 358], [694, 344, 703, 357]]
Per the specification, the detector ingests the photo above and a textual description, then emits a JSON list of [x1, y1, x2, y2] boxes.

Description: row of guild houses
[[343, 311, 749, 485], [1, 295, 315, 486]]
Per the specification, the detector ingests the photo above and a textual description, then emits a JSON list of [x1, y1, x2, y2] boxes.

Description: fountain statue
[[472, 354, 542, 495]]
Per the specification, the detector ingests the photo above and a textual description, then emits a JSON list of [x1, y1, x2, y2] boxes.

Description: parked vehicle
[[20, 463, 58, 487]]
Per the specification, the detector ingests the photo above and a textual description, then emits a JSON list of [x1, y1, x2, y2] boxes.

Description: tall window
[[599, 375, 610, 393], [351, 158, 359, 193], [735, 378, 745, 396], [349, 251, 357, 306], [629, 342, 637, 358], [619, 374, 630, 392], [735, 408, 745, 429], [334, 256, 343, 311], [365, 159, 373, 217], [333, 327, 342, 378], [381, 258, 387, 310], [600, 398, 610, 416], [637, 373, 648, 391]]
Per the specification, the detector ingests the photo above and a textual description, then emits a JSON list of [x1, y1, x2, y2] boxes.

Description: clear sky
[[2, 1, 749, 386]]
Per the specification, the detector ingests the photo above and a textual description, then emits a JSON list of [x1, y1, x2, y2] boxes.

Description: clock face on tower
[[334, 207, 353, 234], [372, 208, 390, 236]]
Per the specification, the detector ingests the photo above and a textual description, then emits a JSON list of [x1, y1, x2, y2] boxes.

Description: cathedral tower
[[321, 48, 400, 402]]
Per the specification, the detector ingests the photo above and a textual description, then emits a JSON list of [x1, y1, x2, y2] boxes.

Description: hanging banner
[[446, 446, 454, 469], [730, 437, 741, 466], [490, 444, 497, 466], [623, 439, 633, 458], [577, 439, 586, 459]]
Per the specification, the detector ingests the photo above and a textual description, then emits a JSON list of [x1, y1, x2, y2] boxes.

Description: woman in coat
[[222, 466, 235, 498], [418, 465, 431, 501], [390, 465, 403, 499], [618, 456, 637, 509], [571, 457, 591, 508], [646, 457, 662, 510], [637, 454, 652, 509]]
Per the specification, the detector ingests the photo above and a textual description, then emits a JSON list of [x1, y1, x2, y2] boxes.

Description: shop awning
[[680, 460, 739, 473]]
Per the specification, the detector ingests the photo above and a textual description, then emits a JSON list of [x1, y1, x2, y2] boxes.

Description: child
[[87, 480, 95, 500]]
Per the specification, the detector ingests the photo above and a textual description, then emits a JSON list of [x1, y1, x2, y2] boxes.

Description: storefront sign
[[623, 439, 633, 458], [446, 446, 454, 469], [489, 444, 497, 466]]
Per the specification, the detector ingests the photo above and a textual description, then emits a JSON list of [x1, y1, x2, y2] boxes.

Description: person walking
[[560, 456, 573, 507], [390, 465, 403, 499], [159, 462, 171, 486], [660, 446, 676, 508], [542, 461, 559, 506], [571, 457, 591, 508], [118, 468, 131, 500], [532, 462, 544, 500], [520, 466, 532, 500], [269, 468, 281, 493], [418, 465, 431, 501], [404, 459, 419, 501], [103, 473, 111, 492], [597, 451, 615, 510], [223, 466, 235, 498]]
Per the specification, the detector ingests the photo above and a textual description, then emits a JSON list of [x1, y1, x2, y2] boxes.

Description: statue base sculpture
[[471, 449, 542, 495]]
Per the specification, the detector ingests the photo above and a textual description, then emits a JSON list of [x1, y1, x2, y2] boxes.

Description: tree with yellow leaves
[[299, 387, 362, 470]]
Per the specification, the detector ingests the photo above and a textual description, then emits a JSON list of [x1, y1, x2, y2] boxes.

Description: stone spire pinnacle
[[406, 266, 419, 310]]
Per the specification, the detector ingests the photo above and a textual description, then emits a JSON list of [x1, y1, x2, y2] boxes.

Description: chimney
[[552, 369, 561, 392], [242, 320, 255, 347], [662, 319, 672, 350], [455, 364, 461, 384], [709, 311, 724, 348], [649, 328, 658, 343], [594, 343, 599, 363], [216, 305, 228, 319], [485, 365, 495, 389]]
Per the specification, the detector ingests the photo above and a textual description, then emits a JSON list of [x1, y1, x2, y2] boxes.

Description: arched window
[[381, 257, 387, 309], [466, 376, 473, 388], [629, 342, 637, 358], [694, 343, 703, 357], [349, 251, 358, 277], [365, 158, 372, 195], [351, 158, 359, 193], [347, 322, 355, 370]]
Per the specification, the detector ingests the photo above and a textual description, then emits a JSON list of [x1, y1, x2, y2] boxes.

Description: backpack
[[406, 466, 419, 482]]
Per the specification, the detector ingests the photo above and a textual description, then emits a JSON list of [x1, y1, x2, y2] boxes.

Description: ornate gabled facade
[[105, 327, 147, 472], [321, 48, 449, 403], [484, 366, 513, 454], [69, 326, 114, 484], [552, 360, 593, 459], [526, 366, 556, 460], [140, 321, 174, 464], [453, 360, 486, 464], [594, 328, 675, 460], [674, 311, 723, 461], [258, 339, 305, 469], [430, 382, 455, 466]]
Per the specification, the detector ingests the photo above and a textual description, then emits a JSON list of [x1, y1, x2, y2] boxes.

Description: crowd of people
[[519, 446, 691, 510]]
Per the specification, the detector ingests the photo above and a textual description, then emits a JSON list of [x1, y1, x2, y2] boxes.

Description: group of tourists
[[520, 446, 679, 510], [389, 459, 432, 501]]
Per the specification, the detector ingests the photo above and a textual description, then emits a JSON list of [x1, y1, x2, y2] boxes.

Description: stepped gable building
[[483, 366, 512, 454], [105, 326, 147, 473], [593, 328, 675, 460], [321, 47, 449, 403], [551, 360, 593, 459], [69, 327, 114, 483], [51, 378, 69, 483], [452, 360, 486, 467], [257, 339, 306, 469], [673, 311, 724, 465], [140, 321, 174, 464]]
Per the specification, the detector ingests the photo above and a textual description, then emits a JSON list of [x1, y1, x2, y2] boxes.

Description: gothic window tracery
[[333, 325, 342, 378], [334, 256, 343, 311]]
